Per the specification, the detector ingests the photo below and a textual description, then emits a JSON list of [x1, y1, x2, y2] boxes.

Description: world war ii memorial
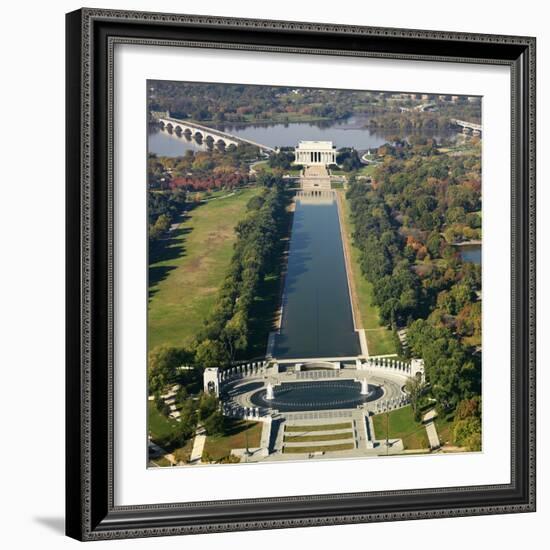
[[203, 141, 425, 462]]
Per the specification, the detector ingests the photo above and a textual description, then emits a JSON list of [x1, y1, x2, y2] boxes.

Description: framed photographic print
[[65, 8, 536, 541]]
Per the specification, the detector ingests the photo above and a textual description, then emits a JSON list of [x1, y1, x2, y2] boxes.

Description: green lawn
[[285, 422, 352, 432], [330, 164, 377, 177], [203, 419, 262, 462], [283, 443, 355, 454], [284, 432, 353, 443], [173, 438, 195, 464], [147, 401, 180, 443], [356, 164, 377, 177], [372, 405, 429, 450], [187, 188, 235, 201], [150, 456, 173, 467], [252, 161, 269, 172], [148, 188, 260, 350], [338, 191, 398, 356]]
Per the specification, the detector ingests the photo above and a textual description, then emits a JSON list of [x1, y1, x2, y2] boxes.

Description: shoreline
[[452, 240, 482, 246]]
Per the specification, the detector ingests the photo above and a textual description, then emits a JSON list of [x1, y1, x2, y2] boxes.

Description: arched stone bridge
[[156, 116, 276, 153], [451, 118, 482, 135]]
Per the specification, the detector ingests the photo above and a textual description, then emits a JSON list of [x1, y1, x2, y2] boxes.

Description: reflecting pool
[[273, 194, 360, 359]]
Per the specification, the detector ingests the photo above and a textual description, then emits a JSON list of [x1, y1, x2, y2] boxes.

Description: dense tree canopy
[[148, 81, 480, 127], [346, 139, 482, 413]]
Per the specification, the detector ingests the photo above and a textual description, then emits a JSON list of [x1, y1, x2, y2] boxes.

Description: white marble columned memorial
[[294, 140, 337, 166]]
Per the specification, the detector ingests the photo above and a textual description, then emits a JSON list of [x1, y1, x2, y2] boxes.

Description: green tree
[[426, 231, 443, 258], [268, 150, 295, 170], [404, 376, 425, 421], [450, 282, 476, 314], [453, 417, 481, 451], [195, 339, 230, 369], [221, 310, 248, 361], [203, 410, 225, 436], [179, 398, 198, 430], [455, 396, 481, 420], [148, 345, 192, 394]]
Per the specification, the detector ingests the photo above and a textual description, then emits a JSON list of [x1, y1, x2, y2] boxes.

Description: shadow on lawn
[[223, 419, 257, 438], [237, 197, 294, 359], [148, 213, 195, 301]]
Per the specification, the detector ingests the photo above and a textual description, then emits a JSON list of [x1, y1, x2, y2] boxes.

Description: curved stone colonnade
[[204, 356, 424, 419], [358, 356, 425, 382], [204, 361, 271, 421], [355, 356, 425, 413], [204, 357, 424, 421]]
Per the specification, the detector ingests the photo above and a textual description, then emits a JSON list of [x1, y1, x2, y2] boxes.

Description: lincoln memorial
[[294, 140, 337, 166]]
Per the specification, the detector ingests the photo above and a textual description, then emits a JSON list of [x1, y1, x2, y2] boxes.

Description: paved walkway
[[300, 165, 331, 189], [190, 433, 206, 464], [423, 409, 440, 450], [335, 191, 366, 354]]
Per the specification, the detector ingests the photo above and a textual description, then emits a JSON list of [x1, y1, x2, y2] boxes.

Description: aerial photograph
[[146, 81, 482, 467]]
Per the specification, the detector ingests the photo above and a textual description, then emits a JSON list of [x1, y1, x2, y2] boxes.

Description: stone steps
[[283, 437, 356, 448]]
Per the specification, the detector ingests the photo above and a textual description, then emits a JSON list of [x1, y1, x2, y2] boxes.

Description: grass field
[[148, 188, 260, 350], [372, 405, 429, 450], [150, 456, 173, 467], [284, 432, 353, 443], [147, 401, 180, 443], [338, 191, 398, 356], [285, 422, 352, 432], [330, 165, 377, 177], [203, 419, 262, 462], [283, 443, 355, 454]]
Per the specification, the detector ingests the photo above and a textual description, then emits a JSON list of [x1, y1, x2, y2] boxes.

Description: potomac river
[[148, 115, 455, 157]]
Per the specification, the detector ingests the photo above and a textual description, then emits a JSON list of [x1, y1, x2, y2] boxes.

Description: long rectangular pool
[[273, 193, 360, 359]]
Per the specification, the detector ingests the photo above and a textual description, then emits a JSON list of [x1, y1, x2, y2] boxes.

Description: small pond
[[455, 244, 481, 265]]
